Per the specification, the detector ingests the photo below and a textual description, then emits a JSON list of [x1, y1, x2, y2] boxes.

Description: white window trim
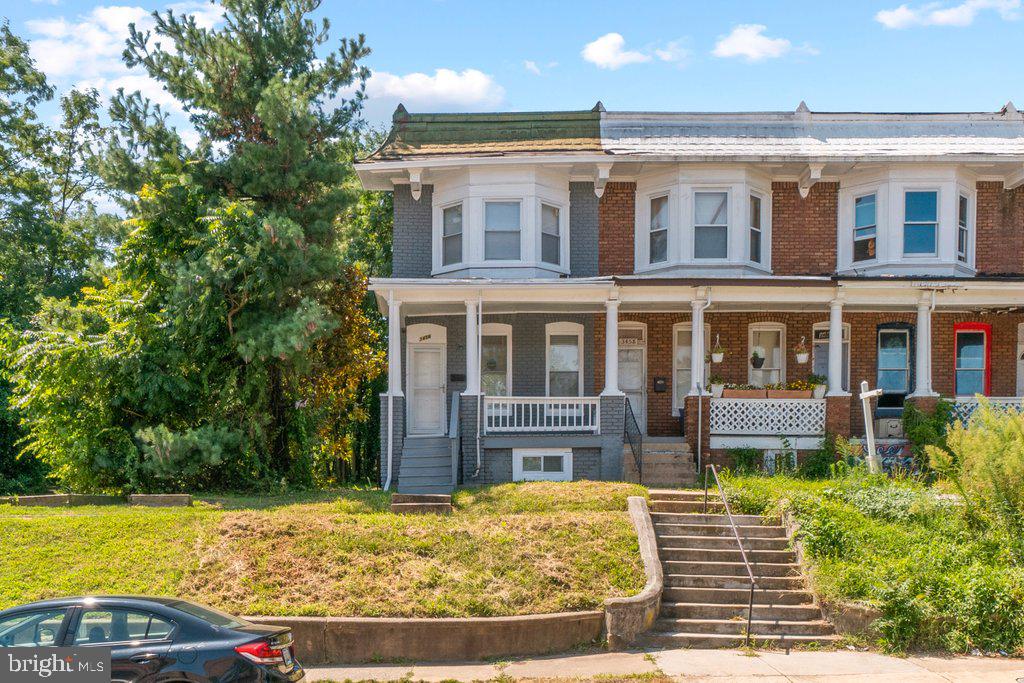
[[877, 329, 910, 395], [440, 200, 465, 267], [647, 192, 672, 265], [956, 191, 972, 266], [901, 187, 941, 258], [812, 321, 851, 391], [852, 191, 878, 264], [748, 322, 786, 386], [483, 198, 524, 263], [545, 321, 584, 397], [512, 448, 573, 482], [748, 191, 765, 266], [481, 322, 512, 397], [692, 187, 732, 262], [539, 202, 563, 267], [671, 321, 711, 414]]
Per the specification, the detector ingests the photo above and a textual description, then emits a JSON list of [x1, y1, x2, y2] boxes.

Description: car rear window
[[169, 602, 250, 629]]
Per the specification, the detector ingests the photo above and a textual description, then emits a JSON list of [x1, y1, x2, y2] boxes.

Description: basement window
[[513, 448, 572, 482]]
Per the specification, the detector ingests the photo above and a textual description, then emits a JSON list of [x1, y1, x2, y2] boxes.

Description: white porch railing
[[483, 396, 601, 434], [951, 396, 1024, 424], [710, 398, 826, 436]]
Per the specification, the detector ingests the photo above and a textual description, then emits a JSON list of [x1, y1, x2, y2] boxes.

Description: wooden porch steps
[[639, 489, 837, 649], [396, 436, 454, 495], [623, 439, 696, 487]]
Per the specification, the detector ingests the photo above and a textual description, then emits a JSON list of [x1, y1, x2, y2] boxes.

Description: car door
[[0, 608, 71, 647], [70, 608, 175, 682]]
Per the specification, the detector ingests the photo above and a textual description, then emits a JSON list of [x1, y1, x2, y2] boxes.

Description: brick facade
[[975, 181, 1024, 275], [770, 181, 839, 275], [598, 182, 636, 275]]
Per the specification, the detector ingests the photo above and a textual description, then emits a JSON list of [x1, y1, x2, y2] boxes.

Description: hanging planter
[[709, 374, 725, 397], [794, 336, 810, 364], [710, 334, 725, 363], [750, 353, 765, 369]]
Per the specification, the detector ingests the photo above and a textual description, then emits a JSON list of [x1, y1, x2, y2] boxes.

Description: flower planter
[[722, 389, 768, 399], [795, 352, 810, 364], [710, 383, 725, 398], [711, 352, 724, 363], [767, 389, 813, 399], [813, 385, 827, 399], [750, 357, 765, 369]]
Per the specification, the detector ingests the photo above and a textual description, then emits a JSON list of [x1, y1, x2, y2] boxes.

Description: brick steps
[[645, 489, 834, 648]]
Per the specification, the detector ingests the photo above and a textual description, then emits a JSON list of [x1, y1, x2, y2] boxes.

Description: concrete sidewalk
[[306, 648, 1024, 682]]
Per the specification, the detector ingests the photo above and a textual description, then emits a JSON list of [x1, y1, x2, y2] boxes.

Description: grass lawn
[[0, 482, 645, 618], [722, 472, 1024, 654]]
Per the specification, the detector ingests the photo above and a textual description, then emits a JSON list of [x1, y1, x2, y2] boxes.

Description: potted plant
[[750, 347, 765, 369], [794, 336, 810, 364], [709, 374, 726, 397], [711, 335, 725, 363], [768, 380, 813, 399], [808, 373, 828, 399], [722, 383, 768, 399]]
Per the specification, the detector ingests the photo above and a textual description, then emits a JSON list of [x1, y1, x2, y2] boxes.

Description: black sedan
[[0, 596, 304, 682]]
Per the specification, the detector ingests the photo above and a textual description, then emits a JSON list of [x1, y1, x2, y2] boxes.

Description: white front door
[[619, 346, 646, 434], [408, 345, 446, 435]]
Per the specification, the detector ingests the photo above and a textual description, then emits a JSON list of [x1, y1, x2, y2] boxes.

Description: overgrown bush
[[903, 399, 953, 470], [797, 433, 838, 479], [726, 447, 762, 475]]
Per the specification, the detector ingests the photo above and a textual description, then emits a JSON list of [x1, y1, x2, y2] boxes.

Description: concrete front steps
[[389, 493, 452, 515], [641, 489, 839, 649], [623, 439, 696, 487], [396, 436, 454, 494]]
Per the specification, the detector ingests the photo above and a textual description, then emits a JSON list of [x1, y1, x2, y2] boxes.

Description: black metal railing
[[704, 464, 758, 646], [624, 399, 643, 484]]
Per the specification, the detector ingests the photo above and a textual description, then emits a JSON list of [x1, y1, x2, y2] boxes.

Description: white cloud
[[712, 24, 808, 62], [524, 60, 541, 75], [581, 33, 651, 69], [352, 67, 506, 123], [655, 40, 690, 66], [876, 0, 1019, 28]]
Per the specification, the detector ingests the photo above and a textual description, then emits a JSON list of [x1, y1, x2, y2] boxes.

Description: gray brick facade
[[569, 182, 599, 277], [392, 184, 433, 278]]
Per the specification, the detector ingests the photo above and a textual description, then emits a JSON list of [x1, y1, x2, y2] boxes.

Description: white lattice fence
[[951, 397, 1024, 424], [710, 398, 826, 436]]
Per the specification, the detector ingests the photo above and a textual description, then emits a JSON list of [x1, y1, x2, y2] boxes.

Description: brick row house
[[356, 103, 1024, 493]]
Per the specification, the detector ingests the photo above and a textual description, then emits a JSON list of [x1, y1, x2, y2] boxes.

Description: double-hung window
[[903, 191, 938, 256], [957, 195, 970, 264], [649, 195, 669, 264], [749, 323, 785, 386], [749, 195, 762, 263], [484, 201, 521, 260], [854, 194, 877, 262], [546, 323, 583, 397], [877, 330, 910, 394], [954, 323, 989, 396], [694, 192, 728, 259], [481, 324, 511, 397], [541, 203, 561, 266], [441, 204, 463, 266]]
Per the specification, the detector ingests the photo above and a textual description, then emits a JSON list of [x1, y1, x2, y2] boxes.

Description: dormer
[[837, 166, 977, 277], [634, 166, 772, 277]]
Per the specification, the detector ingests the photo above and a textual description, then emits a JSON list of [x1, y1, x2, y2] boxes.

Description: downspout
[[473, 294, 483, 478], [696, 288, 713, 474], [383, 290, 396, 492]]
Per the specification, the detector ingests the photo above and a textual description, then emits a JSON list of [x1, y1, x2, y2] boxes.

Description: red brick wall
[[771, 181, 838, 275], [598, 182, 636, 275], [975, 181, 1024, 275]]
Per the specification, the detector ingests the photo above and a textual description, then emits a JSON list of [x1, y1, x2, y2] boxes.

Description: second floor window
[[903, 191, 938, 256], [695, 192, 728, 259], [484, 201, 521, 260], [541, 204, 561, 265], [442, 204, 463, 266], [854, 194, 877, 262], [749, 195, 762, 263], [957, 195, 969, 264], [649, 195, 669, 264]]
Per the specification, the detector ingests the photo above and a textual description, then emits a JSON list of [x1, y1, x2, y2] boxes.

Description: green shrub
[[798, 434, 838, 479], [800, 502, 851, 559], [903, 399, 953, 470], [726, 447, 762, 475]]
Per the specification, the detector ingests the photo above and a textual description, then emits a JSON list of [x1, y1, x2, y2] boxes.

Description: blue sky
[[7, 0, 1024, 132]]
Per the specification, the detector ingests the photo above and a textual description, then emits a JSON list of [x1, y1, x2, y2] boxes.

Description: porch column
[[464, 299, 481, 395], [387, 293, 402, 396], [690, 299, 705, 395], [827, 298, 848, 396], [911, 292, 937, 397], [602, 299, 623, 396]]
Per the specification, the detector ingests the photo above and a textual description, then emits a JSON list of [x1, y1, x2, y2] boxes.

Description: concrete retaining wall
[[604, 496, 662, 648], [248, 611, 604, 664]]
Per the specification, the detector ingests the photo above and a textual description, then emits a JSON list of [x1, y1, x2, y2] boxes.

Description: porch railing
[[710, 398, 826, 436], [483, 396, 601, 434], [951, 396, 1024, 424]]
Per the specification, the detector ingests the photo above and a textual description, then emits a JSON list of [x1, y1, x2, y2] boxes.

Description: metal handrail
[[703, 463, 758, 646], [623, 399, 643, 483]]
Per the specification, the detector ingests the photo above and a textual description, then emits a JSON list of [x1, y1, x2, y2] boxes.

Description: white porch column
[[387, 293, 402, 396], [602, 299, 623, 396], [464, 299, 481, 395], [690, 299, 705, 395], [827, 298, 848, 396], [911, 292, 937, 397]]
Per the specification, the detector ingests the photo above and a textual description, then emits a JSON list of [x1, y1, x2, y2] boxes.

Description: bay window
[[957, 194, 969, 264], [541, 203, 561, 266], [748, 323, 785, 386], [749, 194, 762, 264], [442, 203, 463, 266], [484, 201, 521, 260], [853, 193, 877, 262], [903, 190, 938, 256], [546, 322, 583, 397], [649, 195, 669, 264], [694, 191, 729, 259], [954, 322, 990, 396]]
